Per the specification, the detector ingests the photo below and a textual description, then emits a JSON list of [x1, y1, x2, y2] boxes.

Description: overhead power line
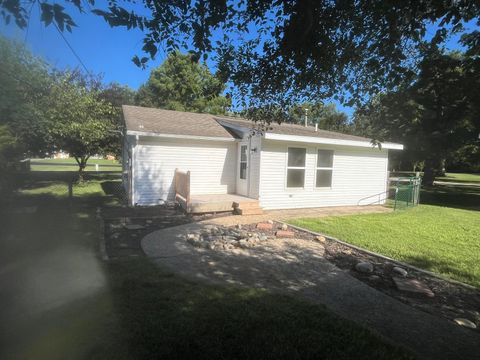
[[52, 21, 91, 75]]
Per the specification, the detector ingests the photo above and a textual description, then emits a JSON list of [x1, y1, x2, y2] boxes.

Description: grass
[[391, 171, 480, 184], [0, 174, 413, 359], [290, 205, 480, 287], [17, 173, 125, 206], [436, 172, 480, 184], [30, 158, 121, 172], [420, 183, 480, 210], [19, 180, 105, 198]]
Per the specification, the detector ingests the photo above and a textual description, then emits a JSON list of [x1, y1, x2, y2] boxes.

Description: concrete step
[[233, 207, 264, 216], [232, 200, 260, 210]]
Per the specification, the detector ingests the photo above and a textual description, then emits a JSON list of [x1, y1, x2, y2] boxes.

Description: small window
[[316, 149, 334, 187], [240, 145, 247, 179], [287, 147, 306, 188]]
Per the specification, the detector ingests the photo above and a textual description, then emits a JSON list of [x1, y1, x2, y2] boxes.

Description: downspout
[[131, 135, 139, 206], [247, 134, 252, 198]]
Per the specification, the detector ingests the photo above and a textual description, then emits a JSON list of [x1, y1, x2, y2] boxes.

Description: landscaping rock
[[223, 235, 239, 242], [259, 235, 268, 241], [110, 223, 123, 230], [392, 266, 408, 277], [393, 277, 435, 298], [124, 224, 145, 230], [369, 275, 381, 282], [454, 318, 477, 329], [315, 235, 326, 243], [281, 223, 288, 231], [267, 220, 274, 224], [238, 239, 249, 248], [186, 233, 200, 241], [355, 262, 374, 273], [256, 222, 273, 230], [235, 224, 242, 229], [275, 230, 295, 238]]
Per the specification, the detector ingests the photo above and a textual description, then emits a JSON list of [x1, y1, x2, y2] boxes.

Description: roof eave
[[126, 130, 237, 142], [264, 133, 403, 150]]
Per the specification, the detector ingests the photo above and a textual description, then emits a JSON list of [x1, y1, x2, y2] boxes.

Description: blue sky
[[1, 4, 477, 118]]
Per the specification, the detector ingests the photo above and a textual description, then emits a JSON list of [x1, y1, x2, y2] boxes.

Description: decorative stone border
[[283, 221, 478, 291]]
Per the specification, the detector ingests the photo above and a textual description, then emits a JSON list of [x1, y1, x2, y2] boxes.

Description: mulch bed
[[240, 221, 480, 331]]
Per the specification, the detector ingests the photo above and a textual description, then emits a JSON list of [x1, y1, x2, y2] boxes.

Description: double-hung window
[[316, 149, 334, 187], [287, 147, 306, 188]]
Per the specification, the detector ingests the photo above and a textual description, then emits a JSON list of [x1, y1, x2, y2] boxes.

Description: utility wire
[[36, 0, 91, 75], [24, 0, 36, 44], [52, 21, 91, 75]]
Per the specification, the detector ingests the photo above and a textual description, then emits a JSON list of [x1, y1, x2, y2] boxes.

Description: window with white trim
[[287, 147, 306, 188], [239, 145, 247, 179], [316, 149, 334, 187]]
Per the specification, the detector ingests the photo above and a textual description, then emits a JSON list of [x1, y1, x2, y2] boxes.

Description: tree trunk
[[75, 156, 89, 183], [422, 157, 443, 186]]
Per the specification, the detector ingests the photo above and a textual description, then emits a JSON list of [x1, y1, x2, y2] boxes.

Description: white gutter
[[264, 133, 404, 150], [126, 130, 237, 142]]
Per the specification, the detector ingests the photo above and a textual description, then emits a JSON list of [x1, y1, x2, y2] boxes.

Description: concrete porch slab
[[189, 193, 257, 213]]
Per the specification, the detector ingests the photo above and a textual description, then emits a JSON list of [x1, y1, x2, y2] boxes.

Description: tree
[[100, 82, 136, 108], [99, 83, 136, 157], [0, 36, 53, 157], [2, 1, 479, 111], [288, 103, 350, 133], [352, 48, 480, 185], [46, 73, 118, 180], [136, 52, 230, 114]]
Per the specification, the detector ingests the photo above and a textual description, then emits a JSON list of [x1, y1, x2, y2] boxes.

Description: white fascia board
[[126, 130, 237, 142], [264, 132, 404, 150]]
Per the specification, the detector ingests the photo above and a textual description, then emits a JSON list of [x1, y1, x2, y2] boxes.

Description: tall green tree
[[136, 52, 230, 114], [46, 73, 118, 180], [99, 82, 136, 157], [288, 103, 350, 133], [353, 48, 480, 185], [0, 36, 53, 157], [3, 1, 479, 111]]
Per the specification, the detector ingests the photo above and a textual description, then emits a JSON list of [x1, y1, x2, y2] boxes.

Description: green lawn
[[30, 158, 121, 172], [1, 175, 412, 359], [290, 205, 480, 287], [391, 171, 480, 184], [436, 172, 480, 184]]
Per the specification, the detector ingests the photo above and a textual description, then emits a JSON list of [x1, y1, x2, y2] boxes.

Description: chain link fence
[[357, 176, 421, 211], [390, 177, 421, 210]]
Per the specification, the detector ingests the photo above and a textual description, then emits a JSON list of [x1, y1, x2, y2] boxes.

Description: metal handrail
[[357, 189, 392, 206]]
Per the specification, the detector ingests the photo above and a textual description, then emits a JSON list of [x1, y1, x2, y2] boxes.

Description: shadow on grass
[[401, 254, 480, 288], [421, 184, 480, 211], [105, 258, 412, 360]]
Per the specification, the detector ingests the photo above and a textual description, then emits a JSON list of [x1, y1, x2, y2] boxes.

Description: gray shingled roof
[[123, 105, 396, 145], [217, 117, 375, 143], [123, 105, 238, 139]]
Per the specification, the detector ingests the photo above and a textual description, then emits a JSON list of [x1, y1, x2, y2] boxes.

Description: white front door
[[237, 143, 248, 196]]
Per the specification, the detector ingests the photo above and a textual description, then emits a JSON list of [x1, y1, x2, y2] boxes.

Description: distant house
[[52, 150, 70, 159], [122, 105, 403, 213]]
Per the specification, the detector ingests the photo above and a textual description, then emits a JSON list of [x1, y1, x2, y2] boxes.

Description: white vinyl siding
[[258, 140, 389, 210], [248, 134, 262, 199], [133, 137, 236, 206]]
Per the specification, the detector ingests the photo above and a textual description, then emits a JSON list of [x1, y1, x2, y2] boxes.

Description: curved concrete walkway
[[142, 222, 480, 360]]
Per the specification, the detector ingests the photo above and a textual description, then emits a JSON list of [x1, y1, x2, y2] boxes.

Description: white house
[[122, 105, 403, 213]]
